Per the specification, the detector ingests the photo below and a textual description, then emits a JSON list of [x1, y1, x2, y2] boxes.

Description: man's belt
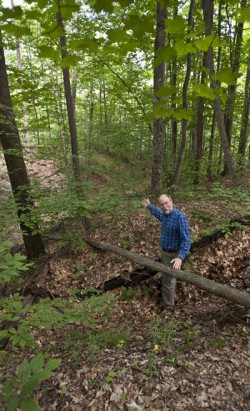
[[162, 248, 178, 253]]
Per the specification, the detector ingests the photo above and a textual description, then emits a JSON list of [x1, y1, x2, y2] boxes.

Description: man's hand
[[141, 198, 150, 207], [171, 257, 182, 270]]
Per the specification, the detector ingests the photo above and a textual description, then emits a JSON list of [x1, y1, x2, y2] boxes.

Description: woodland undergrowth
[[0, 156, 250, 411]]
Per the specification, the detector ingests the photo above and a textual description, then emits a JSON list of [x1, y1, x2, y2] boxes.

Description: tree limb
[[86, 238, 250, 308]]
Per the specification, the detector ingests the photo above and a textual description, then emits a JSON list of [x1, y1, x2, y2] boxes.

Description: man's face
[[159, 195, 173, 214]]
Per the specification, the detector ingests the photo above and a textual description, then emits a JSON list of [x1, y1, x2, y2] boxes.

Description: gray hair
[[158, 194, 173, 203]]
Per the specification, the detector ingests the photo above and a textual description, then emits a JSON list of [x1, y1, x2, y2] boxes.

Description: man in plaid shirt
[[141, 194, 191, 312]]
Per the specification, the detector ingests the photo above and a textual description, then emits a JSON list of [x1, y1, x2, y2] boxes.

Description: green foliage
[[64, 323, 130, 364], [216, 221, 248, 239], [0, 293, 116, 350], [147, 315, 196, 370], [149, 315, 179, 348], [166, 16, 186, 34], [0, 353, 61, 411], [213, 67, 241, 86], [211, 336, 227, 348], [106, 370, 116, 383], [194, 34, 220, 51], [0, 242, 32, 285], [119, 287, 136, 301]]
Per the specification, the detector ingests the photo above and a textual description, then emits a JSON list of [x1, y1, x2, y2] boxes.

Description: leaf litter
[[0, 157, 250, 410]]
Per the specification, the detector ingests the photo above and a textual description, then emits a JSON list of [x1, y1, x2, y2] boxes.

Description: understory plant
[[0, 241, 116, 410]]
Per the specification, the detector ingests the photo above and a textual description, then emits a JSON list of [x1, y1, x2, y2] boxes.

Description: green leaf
[[235, 8, 250, 23], [7, 396, 19, 411], [116, 0, 134, 5], [175, 42, 197, 57], [60, 55, 79, 68], [93, 0, 114, 13], [19, 338, 27, 348], [17, 359, 31, 383], [45, 358, 61, 371], [124, 14, 154, 34], [107, 28, 126, 43], [36, 0, 50, 6], [19, 379, 40, 399], [0, 6, 23, 21], [0, 329, 9, 339], [20, 398, 40, 411], [153, 107, 173, 119], [154, 46, 176, 66], [193, 84, 216, 99], [11, 333, 20, 345], [30, 353, 44, 373], [24, 10, 43, 21], [2, 380, 15, 397], [173, 108, 194, 121], [155, 85, 177, 98], [194, 34, 220, 51], [37, 45, 60, 60], [69, 39, 98, 52], [31, 369, 53, 383], [213, 67, 241, 85], [53, 3, 80, 20], [166, 16, 186, 34], [1, 23, 31, 37]]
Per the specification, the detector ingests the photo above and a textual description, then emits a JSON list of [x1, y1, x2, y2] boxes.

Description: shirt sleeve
[[178, 214, 191, 260], [147, 204, 163, 222]]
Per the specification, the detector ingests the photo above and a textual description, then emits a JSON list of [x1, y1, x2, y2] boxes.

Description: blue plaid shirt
[[147, 205, 191, 260]]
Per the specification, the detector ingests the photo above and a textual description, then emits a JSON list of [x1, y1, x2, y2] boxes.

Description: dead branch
[[86, 238, 250, 308]]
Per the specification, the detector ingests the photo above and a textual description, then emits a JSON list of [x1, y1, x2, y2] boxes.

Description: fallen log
[[86, 238, 250, 308], [190, 215, 250, 250]]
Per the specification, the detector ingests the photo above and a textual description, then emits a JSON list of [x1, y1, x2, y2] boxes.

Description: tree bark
[[222, 0, 246, 175], [11, 0, 30, 147], [151, 1, 167, 197], [202, 0, 237, 185], [0, 30, 46, 259], [171, 0, 195, 187], [56, 11, 81, 183], [86, 238, 250, 308], [238, 58, 250, 166]]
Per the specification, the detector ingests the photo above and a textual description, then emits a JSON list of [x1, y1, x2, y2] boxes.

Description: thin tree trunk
[[71, 68, 78, 112], [171, 0, 195, 187], [88, 81, 94, 150], [27, 45, 40, 145], [0, 31, 45, 259], [151, 1, 167, 197], [222, 0, 246, 175], [170, 5, 178, 170], [56, 11, 81, 183], [202, 0, 237, 185], [238, 60, 250, 166], [207, 111, 216, 179]]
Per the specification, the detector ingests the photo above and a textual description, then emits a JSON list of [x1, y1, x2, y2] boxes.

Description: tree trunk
[[11, 0, 30, 147], [202, 0, 237, 185], [171, 0, 195, 187], [207, 111, 216, 179], [207, 3, 222, 179], [88, 81, 94, 150], [0, 30, 46, 259], [238, 59, 250, 166], [222, 0, 246, 175], [86, 238, 250, 308], [151, 1, 167, 198], [56, 11, 81, 183]]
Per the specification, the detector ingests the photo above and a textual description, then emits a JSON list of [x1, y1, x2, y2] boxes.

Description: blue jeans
[[161, 250, 177, 307]]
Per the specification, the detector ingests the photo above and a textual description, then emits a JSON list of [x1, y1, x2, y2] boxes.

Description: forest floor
[[0, 156, 250, 410]]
